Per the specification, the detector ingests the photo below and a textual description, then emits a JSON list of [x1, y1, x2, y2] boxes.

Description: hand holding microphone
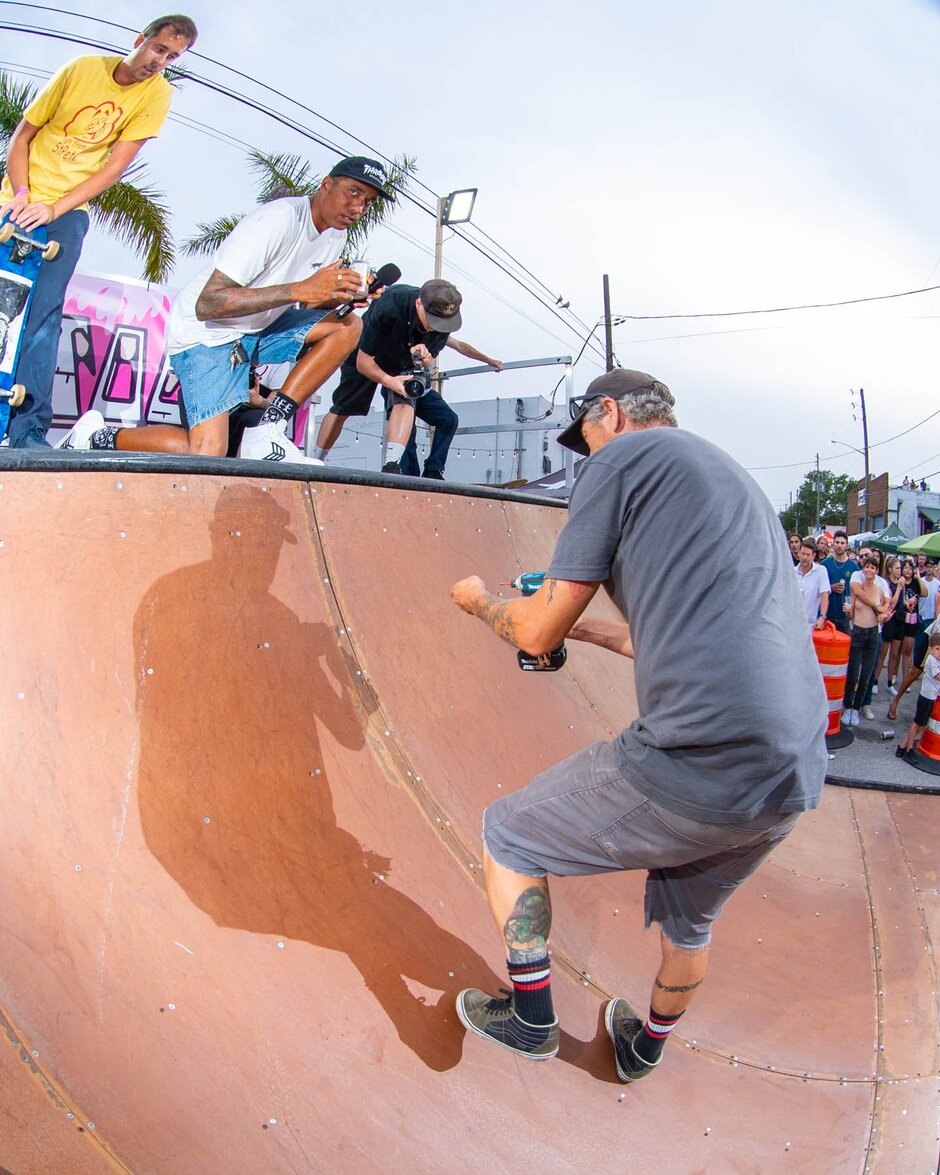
[[335, 262, 401, 318]]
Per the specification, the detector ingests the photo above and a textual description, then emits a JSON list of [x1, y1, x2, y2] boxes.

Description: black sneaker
[[422, 468, 445, 480], [605, 999, 661, 1082], [381, 460, 401, 474], [456, 988, 559, 1060]]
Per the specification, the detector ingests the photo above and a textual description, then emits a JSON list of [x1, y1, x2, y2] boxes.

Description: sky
[[3, 0, 940, 510]]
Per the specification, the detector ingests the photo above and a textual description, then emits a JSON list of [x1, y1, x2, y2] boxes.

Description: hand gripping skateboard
[[0, 218, 60, 439]]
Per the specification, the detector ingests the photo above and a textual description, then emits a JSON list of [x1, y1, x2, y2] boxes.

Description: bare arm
[[450, 575, 600, 655], [567, 615, 634, 658], [4, 133, 147, 230], [195, 262, 361, 322], [445, 337, 502, 369], [851, 579, 881, 608], [356, 350, 409, 398]]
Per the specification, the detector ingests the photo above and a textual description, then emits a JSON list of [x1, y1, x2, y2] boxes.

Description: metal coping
[[0, 449, 568, 508]]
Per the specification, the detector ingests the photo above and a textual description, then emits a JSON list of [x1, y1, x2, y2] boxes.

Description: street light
[[434, 187, 478, 280], [831, 438, 871, 534]]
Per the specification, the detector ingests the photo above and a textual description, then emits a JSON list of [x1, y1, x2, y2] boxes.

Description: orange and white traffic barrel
[[812, 621, 852, 748], [911, 696, 940, 775]]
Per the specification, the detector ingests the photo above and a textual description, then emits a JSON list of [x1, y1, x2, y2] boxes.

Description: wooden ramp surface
[[0, 466, 936, 1174]]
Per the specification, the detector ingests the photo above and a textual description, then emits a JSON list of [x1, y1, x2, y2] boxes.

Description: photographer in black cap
[[314, 278, 501, 476]]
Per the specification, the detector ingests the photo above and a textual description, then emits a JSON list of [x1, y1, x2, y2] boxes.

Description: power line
[[0, 6, 604, 361], [745, 405, 940, 472], [613, 284, 940, 322]]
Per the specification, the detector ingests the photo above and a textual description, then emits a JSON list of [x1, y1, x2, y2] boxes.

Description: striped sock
[[507, 956, 554, 1026], [633, 1007, 684, 1064]]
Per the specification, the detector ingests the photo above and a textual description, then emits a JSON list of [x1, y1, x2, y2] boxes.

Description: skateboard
[[0, 218, 60, 439]]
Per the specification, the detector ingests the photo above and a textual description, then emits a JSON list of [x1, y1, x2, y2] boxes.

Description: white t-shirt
[[920, 653, 940, 701], [168, 197, 346, 353], [795, 562, 830, 625], [920, 577, 940, 621]]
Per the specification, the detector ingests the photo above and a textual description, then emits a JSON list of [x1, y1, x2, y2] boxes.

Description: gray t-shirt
[[548, 427, 827, 822]]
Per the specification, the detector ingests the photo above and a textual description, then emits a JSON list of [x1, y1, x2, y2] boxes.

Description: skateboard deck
[[0, 218, 59, 440]]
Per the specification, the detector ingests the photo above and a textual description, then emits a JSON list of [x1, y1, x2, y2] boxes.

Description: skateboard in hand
[[0, 217, 60, 438]]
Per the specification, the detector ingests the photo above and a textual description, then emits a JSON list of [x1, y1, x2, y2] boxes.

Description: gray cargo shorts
[[483, 739, 799, 949]]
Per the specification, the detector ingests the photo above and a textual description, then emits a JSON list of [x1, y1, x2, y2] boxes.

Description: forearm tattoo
[[196, 270, 296, 321], [478, 594, 520, 647], [503, 886, 552, 954], [654, 977, 704, 994]]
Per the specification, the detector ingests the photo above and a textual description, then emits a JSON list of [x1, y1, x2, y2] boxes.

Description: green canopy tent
[[898, 531, 940, 557], [867, 522, 911, 553]]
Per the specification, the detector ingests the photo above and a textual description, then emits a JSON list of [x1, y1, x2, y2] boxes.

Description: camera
[[401, 364, 431, 399]]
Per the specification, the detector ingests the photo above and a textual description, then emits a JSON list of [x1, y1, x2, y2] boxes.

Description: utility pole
[[860, 388, 871, 533], [815, 453, 821, 528], [602, 274, 614, 371]]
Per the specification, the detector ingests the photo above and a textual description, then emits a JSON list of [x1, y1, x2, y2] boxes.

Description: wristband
[[14, 187, 28, 197]]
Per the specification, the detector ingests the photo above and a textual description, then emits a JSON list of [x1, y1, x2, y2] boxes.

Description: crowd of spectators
[[791, 529, 940, 765]]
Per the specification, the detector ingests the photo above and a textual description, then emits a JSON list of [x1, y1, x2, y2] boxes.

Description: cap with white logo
[[327, 156, 395, 200]]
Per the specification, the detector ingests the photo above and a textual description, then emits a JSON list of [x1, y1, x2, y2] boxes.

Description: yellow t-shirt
[[0, 55, 172, 209]]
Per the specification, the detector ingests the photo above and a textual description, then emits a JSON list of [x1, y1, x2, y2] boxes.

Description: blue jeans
[[400, 390, 458, 476], [7, 209, 89, 448]]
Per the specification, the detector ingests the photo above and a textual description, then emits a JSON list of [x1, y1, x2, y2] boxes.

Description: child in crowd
[[897, 629, 940, 763]]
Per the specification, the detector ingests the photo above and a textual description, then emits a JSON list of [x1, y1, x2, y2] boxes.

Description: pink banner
[[50, 272, 310, 447]]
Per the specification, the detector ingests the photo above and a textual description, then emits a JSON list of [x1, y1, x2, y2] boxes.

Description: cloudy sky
[[3, 0, 939, 509]]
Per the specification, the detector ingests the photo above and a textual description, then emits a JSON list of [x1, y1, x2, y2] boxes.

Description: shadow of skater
[[134, 484, 499, 1072]]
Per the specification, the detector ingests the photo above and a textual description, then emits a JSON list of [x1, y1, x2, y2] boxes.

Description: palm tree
[[182, 148, 416, 261], [0, 70, 175, 283]]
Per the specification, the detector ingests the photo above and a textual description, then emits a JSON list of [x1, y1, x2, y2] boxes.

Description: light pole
[[434, 187, 477, 279], [831, 438, 871, 534]]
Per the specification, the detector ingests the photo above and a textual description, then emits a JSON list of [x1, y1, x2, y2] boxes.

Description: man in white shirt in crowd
[[795, 538, 830, 630]]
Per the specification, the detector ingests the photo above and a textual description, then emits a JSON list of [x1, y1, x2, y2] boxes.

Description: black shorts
[[329, 365, 378, 417], [914, 693, 935, 726]]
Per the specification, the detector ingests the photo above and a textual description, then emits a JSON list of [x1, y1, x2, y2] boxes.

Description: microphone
[[335, 262, 401, 318]]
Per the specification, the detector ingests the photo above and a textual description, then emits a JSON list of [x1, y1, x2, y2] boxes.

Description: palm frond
[[89, 163, 174, 284], [345, 154, 417, 257], [181, 214, 246, 258], [0, 71, 37, 147], [247, 149, 319, 203]]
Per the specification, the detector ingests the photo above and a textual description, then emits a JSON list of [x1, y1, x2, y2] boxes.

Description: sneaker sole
[[455, 991, 559, 1061]]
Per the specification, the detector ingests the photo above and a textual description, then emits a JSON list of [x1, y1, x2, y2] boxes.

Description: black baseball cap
[[558, 369, 671, 455], [327, 156, 395, 199], [419, 279, 463, 332]]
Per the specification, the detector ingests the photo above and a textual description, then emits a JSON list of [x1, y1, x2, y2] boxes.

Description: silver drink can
[[349, 259, 371, 298], [879, 730, 896, 741]]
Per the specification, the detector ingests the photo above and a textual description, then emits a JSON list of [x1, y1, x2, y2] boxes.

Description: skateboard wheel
[[0, 223, 13, 244], [42, 240, 60, 261], [7, 385, 26, 408]]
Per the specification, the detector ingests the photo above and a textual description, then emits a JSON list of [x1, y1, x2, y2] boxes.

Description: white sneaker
[[850, 709, 860, 726], [238, 422, 324, 466], [889, 685, 898, 697], [841, 708, 855, 727], [861, 705, 875, 720], [871, 683, 879, 695], [54, 409, 105, 450]]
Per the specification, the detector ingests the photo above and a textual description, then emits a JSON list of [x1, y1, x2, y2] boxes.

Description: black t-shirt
[[345, 284, 450, 377]]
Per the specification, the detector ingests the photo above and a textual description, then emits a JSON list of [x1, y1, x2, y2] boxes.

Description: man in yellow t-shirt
[[0, 14, 198, 448]]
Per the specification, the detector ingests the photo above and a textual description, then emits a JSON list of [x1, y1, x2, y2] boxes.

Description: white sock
[[385, 442, 405, 462], [315, 447, 330, 461]]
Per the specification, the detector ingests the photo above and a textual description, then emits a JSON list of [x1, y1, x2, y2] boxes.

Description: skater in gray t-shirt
[[450, 368, 827, 1081]]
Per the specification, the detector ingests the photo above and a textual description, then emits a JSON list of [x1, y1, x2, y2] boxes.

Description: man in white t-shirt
[[918, 559, 939, 626], [795, 539, 830, 629], [58, 156, 392, 465]]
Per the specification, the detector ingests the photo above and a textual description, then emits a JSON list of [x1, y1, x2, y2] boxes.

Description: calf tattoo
[[654, 976, 704, 994], [504, 886, 552, 957]]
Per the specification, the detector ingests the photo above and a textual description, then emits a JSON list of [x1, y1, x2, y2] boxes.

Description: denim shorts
[[483, 739, 799, 949], [170, 308, 330, 428]]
